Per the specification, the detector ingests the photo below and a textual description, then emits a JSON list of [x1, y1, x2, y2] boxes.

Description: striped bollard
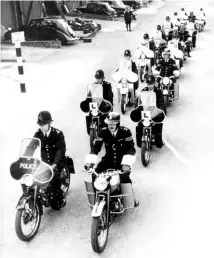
[[15, 41, 26, 93], [11, 31, 26, 93]]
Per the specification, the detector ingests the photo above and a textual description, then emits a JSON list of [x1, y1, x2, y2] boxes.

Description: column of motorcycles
[[9, 9, 206, 254]]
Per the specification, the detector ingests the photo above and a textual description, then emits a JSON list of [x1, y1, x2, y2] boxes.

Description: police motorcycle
[[135, 45, 154, 82], [186, 21, 197, 49], [153, 69, 180, 114], [80, 97, 112, 150], [153, 40, 167, 66], [130, 91, 165, 166], [195, 18, 205, 32], [168, 38, 184, 71], [10, 138, 75, 241], [84, 154, 136, 253], [112, 70, 138, 114]]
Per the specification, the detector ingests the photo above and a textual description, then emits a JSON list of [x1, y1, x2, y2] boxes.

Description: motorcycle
[[130, 91, 165, 166], [163, 28, 172, 43], [112, 70, 138, 114], [156, 73, 180, 114], [179, 38, 192, 60], [10, 138, 74, 241], [195, 19, 205, 32], [80, 97, 112, 150], [168, 39, 184, 70], [84, 154, 136, 253]]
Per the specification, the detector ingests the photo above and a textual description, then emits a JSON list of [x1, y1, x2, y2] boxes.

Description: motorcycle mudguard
[[91, 199, 106, 217], [16, 195, 31, 209], [121, 87, 128, 94], [163, 89, 168, 95], [85, 181, 95, 209], [121, 183, 134, 209]]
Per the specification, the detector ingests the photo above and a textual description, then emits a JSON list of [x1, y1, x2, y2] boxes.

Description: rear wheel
[[15, 200, 41, 241], [60, 167, 70, 196], [141, 140, 150, 167], [121, 95, 126, 114], [91, 207, 109, 253]]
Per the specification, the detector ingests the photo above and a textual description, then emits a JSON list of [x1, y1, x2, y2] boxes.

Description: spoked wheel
[[163, 95, 168, 115], [90, 128, 96, 151], [15, 200, 41, 241], [91, 207, 109, 253], [60, 167, 70, 196], [141, 140, 151, 167], [121, 95, 127, 114]]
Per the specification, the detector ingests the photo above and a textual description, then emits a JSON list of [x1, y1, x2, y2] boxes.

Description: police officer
[[177, 25, 192, 56], [155, 49, 179, 90], [82, 69, 114, 135], [124, 49, 139, 92], [34, 111, 66, 209], [135, 74, 165, 148], [89, 112, 139, 207]]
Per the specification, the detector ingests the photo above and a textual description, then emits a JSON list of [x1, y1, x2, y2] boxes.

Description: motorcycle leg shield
[[174, 82, 179, 101], [85, 181, 95, 209], [121, 183, 135, 209]]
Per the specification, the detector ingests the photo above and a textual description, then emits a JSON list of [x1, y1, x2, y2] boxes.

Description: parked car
[[122, 0, 142, 10], [101, 1, 125, 16], [4, 18, 79, 45], [76, 2, 117, 18]]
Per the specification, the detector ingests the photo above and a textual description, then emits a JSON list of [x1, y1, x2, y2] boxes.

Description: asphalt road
[[1, 1, 214, 258]]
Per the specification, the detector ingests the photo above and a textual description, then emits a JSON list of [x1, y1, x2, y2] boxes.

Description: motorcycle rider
[[179, 8, 188, 20], [33, 111, 66, 209], [196, 8, 206, 26], [162, 16, 173, 41], [155, 49, 179, 91], [86, 112, 139, 207], [177, 24, 192, 57], [188, 11, 196, 23], [135, 74, 165, 148], [123, 49, 139, 92], [82, 69, 114, 134], [152, 25, 164, 40], [136, 33, 155, 73]]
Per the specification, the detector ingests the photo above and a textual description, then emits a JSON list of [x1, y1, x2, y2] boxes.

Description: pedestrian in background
[[124, 7, 133, 31]]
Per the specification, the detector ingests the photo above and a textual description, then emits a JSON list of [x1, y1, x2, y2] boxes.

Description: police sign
[[11, 31, 25, 43]]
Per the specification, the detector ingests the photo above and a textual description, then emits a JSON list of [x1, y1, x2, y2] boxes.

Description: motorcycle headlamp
[[121, 78, 127, 84], [91, 110, 99, 116], [20, 174, 35, 187], [163, 77, 170, 85], [94, 177, 108, 191]]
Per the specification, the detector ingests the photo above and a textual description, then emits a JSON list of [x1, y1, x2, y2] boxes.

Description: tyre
[[15, 200, 41, 241], [91, 207, 109, 253], [163, 95, 168, 115], [141, 140, 150, 167], [90, 128, 96, 150], [60, 167, 70, 196], [121, 95, 126, 114], [140, 66, 145, 82]]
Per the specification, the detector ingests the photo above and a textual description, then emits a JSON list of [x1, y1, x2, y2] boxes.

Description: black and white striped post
[[11, 31, 26, 93]]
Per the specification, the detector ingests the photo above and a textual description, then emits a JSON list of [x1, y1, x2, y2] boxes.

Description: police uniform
[[177, 30, 192, 53], [91, 126, 136, 183], [34, 127, 66, 168], [156, 57, 178, 80]]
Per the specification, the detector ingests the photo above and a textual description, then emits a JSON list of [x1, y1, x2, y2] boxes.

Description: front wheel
[[121, 94, 127, 114], [141, 140, 150, 167], [15, 200, 41, 241], [163, 95, 168, 115], [140, 66, 145, 82], [91, 208, 109, 253], [90, 128, 96, 151]]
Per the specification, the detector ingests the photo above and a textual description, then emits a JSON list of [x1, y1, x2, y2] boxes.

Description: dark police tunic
[[34, 127, 66, 168], [91, 126, 136, 173], [156, 58, 178, 78]]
